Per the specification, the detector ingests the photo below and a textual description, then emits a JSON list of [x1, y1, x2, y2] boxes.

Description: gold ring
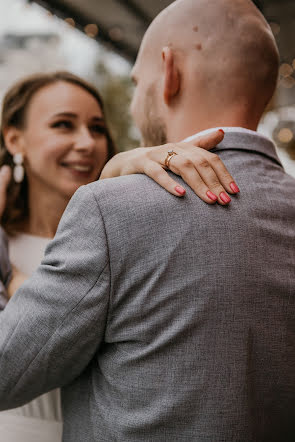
[[164, 150, 178, 170]]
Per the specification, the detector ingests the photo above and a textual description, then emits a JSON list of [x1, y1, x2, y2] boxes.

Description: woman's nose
[[73, 127, 96, 152]]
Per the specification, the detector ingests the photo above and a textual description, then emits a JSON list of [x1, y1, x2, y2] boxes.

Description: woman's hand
[[0, 166, 11, 218], [100, 130, 239, 205], [7, 265, 28, 299]]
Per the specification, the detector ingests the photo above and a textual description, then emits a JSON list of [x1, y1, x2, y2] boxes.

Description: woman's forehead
[[26, 81, 103, 119]]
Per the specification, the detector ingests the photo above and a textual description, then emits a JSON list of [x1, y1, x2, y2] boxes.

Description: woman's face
[[19, 81, 108, 200]]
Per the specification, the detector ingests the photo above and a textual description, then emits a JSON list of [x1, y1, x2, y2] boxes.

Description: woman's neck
[[22, 187, 70, 239]]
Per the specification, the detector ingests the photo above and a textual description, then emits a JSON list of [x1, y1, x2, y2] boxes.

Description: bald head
[[131, 0, 279, 143]]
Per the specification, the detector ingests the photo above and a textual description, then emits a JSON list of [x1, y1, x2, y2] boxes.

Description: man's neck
[[166, 108, 260, 143]]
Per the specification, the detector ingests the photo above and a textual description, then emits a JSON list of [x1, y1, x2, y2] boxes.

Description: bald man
[[131, 0, 279, 145], [0, 1, 295, 441]]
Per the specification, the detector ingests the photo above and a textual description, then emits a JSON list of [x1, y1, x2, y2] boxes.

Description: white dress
[[0, 233, 63, 442]]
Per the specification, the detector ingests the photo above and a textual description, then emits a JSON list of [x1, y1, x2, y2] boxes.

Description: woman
[[0, 71, 238, 442]]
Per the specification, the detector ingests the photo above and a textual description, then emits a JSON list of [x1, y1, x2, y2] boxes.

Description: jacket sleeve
[[0, 185, 110, 410]]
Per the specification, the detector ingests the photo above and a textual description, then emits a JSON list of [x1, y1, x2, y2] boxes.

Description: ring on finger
[[164, 149, 178, 170]]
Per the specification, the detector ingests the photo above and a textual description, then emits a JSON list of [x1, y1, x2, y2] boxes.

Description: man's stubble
[[140, 84, 168, 147]]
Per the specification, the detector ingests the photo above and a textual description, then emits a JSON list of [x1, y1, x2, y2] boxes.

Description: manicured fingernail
[[206, 190, 218, 201], [220, 192, 231, 204], [218, 129, 224, 135], [230, 182, 240, 193], [175, 185, 186, 195]]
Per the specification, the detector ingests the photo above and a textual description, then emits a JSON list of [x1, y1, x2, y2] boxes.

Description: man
[[1, 0, 295, 441]]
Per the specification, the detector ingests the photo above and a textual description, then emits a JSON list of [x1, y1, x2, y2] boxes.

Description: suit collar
[[184, 127, 282, 167]]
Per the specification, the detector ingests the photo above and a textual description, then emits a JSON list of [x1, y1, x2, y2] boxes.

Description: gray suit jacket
[[0, 131, 294, 441]]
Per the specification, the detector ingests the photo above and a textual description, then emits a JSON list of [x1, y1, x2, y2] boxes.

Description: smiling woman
[[0, 71, 116, 237], [0, 71, 117, 442]]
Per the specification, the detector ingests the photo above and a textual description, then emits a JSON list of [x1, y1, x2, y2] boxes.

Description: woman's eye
[[52, 121, 73, 129], [91, 125, 107, 134]]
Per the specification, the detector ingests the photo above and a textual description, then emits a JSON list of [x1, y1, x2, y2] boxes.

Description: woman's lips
[[66, 164, 91, 172], [60, 162, 94, 176]]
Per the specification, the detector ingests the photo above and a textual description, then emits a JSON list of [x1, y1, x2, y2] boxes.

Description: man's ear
[[2, 127, 25, 156], [162, 46, 180, 105]]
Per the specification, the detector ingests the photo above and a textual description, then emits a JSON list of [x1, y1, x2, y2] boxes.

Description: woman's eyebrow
[[50, 113, 105, 122], [51, 112, 77, 118], [91, 116, 105, 122]]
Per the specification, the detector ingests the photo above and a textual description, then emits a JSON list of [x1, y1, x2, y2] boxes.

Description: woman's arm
[[0, 166, 27, 300], [100, 130, 239, 205]]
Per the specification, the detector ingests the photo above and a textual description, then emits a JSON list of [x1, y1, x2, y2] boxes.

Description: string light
[[280, 76, 295, 89], [279, 63, 293, 78], [84, 24, 99, 38], [65, 18, 75, 27], [278, 128, 293, 143], [109, 27, 123, 41]]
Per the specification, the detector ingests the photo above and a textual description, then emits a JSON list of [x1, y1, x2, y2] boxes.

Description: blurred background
[[0, 0, 294, 176]]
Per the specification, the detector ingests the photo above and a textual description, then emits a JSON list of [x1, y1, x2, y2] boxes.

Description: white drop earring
[[13, 153, 24, 183]]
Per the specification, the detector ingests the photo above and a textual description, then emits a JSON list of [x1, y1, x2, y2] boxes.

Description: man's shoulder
[[85, 174, 173, 206], [89, 174, 156, 191], [80, 174, 206, 225]]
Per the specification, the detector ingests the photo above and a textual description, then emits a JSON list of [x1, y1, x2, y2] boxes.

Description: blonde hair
[[0, 71, 116, 235]]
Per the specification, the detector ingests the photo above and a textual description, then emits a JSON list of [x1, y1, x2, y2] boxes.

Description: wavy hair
[[0, 71, 116, 235]]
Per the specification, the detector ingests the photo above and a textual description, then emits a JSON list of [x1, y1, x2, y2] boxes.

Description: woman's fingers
[[0, 166, 11, 218], [143, 162, 187, 197], [189, 157, 231, 204], [100, 131, 239, 205], [190, 129, 225, 150], [171, 160, 220, 204], [143, 160, 222, 204], [205, 151, 240, 195], [169, 130, 240, 199], [183, 150, 239, 200], [168, 155, 230, 205]]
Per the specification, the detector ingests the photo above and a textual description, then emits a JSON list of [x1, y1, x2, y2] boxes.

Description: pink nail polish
[[206, 191, 218, 201], [220, 192, 231, 204], [175, 186, 186, 195], [230, 182, 240, 193]]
